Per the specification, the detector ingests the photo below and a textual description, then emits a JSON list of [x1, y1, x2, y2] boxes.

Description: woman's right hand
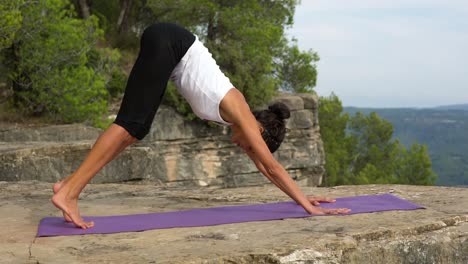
[[306, 206, 351, 215]]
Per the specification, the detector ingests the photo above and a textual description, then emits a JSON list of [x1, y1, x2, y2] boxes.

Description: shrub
[[3, 0, 118, 125]]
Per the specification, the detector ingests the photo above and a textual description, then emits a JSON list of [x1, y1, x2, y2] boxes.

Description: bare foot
[[52, 181, 73, 222], [51, 188, 94, 229]]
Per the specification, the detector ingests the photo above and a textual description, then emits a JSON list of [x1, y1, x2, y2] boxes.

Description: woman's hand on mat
[[306, 197, 351, 214], [306, 206, 351, 215], [306, 196, 336, 206]]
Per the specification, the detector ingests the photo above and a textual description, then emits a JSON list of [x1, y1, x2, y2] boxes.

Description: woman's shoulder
[[219, 88, 252, 125]]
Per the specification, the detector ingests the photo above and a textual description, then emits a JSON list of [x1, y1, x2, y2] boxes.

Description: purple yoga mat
[[37, 194, 424, 237]]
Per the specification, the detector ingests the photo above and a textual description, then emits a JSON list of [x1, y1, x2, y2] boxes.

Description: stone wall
[[0, 93, 325, 187]]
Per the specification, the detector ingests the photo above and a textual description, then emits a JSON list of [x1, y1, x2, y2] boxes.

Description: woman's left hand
[[307, 196, 336, 206]]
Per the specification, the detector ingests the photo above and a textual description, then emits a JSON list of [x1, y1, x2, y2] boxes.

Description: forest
[[0, 0, 317, 125], [346, 106, 468, 186], [318, 95, 436, 187]]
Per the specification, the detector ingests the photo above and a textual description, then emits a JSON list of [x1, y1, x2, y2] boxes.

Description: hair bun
[[269, 102, 291, 120]]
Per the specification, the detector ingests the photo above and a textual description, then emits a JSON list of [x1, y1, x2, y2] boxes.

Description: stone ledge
[[0, 183, 466, 263], [0, 137, 323, 186], [0, 124, 102, 142], [0, 99, 325, 188]]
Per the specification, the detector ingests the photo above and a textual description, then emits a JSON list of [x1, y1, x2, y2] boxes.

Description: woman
[[52, 23, 350, 229]]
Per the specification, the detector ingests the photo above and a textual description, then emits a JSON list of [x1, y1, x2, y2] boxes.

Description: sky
[[287, 0, 468, 108]]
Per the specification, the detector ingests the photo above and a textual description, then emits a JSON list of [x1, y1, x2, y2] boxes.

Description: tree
[[116, 0, 133, 33], [0, 0, 24, 51], [2, 0, 119, 124], [275, 39, 319, 93], [90, 0, 152, 48], [395, 144, 436, 185], [3, 1, 318, 124], [348, 111, 400, 183], [318, 94, 355, 186], [319, 94, 437, 186], [71, 0, 91, 19], [91, 0, 315, 110], [154, 0, 299, 107]]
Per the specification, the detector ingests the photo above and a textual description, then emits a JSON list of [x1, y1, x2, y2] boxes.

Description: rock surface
[[0, 94, 324, 187], [1, 182, 467, 263]]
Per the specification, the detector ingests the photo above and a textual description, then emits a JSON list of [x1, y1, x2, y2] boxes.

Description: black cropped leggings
[[114, 23, 195, 140]]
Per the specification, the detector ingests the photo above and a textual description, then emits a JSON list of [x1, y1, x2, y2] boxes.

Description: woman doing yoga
[[52, 23, 350, 229]]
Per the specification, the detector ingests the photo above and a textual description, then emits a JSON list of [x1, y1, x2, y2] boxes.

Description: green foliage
[[106, 68, 127, 97], [87, 47, 125, 97], [88, 0, 120, 30], [2, 0, 318, 125], [395, 144, 437, 185], [92, 0, 316, 116], [2, 0, 119, 124], [143, 0, 300, 108], [319, 94, 437, 186], [0, 0, 24, 51], [346, 107, 467, 186], [348, 112, 400, 180], [163, 82, 197, 121], [318, 93, 354, 186], [276, 39, 319, 93]]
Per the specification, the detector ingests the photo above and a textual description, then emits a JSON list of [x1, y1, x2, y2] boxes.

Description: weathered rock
[[0, 182, 466, 263], [0, 95, 325, 187], [287, 110, 316, 129], [273, 95, 305, 111], [0, 124, 101, 142], [297, 93, 319, 110], [145, 106, 228, 141]]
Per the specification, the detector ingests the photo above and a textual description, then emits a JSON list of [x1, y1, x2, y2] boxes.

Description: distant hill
[[344, 107, 468, 186], [433, 104, 468, 111]]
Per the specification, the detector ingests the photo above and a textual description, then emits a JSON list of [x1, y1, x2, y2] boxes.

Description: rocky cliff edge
[[1, 182, 467, 263]]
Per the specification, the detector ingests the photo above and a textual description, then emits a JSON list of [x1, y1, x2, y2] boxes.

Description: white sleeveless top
[[170, 36, 234, 125]]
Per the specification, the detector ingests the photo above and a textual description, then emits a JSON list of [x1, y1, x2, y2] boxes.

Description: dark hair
[[253, 102, 291, 153]]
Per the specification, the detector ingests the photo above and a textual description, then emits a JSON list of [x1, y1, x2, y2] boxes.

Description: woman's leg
[[51, 23, 195, 229], [52, 124, 137, 228]]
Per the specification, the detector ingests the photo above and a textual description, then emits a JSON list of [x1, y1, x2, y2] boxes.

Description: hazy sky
[[288, 0, 468, 107]]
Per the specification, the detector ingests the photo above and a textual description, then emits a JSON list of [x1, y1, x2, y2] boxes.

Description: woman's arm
[[242, 124, 350, 215], [244, 147, 327, 214], [220, 89, 349, 215], [245, 150, 288, 194], [247, 153, 337, 207]]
